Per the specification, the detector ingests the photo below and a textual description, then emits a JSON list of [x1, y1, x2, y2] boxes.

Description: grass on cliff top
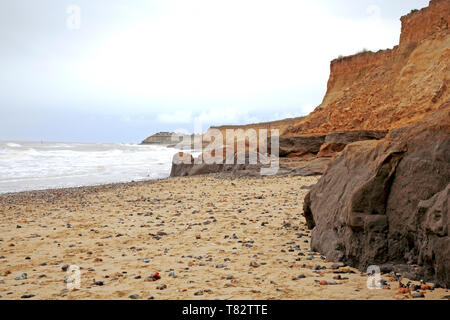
[[336, 48, 386, 60]]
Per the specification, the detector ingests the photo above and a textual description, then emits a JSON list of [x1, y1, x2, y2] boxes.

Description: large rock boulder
[[317, 130, 387, 158], [169, 151, 265, 177], [283, 158, 332, 176], [170, 151, 331, 178], [278, 135, 326, 158], [303, 106, 450, 285]]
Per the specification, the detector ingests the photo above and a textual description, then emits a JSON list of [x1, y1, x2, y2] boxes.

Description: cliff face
[[207, 117, 303, 138], [303, 104, 450, 286], [141, 132, 175, 144], [286, 0, 449, 136]]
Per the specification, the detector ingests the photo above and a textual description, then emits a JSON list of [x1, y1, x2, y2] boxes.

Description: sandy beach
[[0, 175, 448, 300]]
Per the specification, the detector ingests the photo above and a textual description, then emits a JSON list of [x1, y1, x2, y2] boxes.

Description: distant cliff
[[285, 0, 449, 135], [141, 132, 203, 150], [141, 132, 175, 144]]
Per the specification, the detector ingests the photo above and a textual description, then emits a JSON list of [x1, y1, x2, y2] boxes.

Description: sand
[[0, 175, 448, 300]]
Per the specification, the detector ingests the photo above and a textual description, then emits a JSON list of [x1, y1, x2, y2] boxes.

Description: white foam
[[0, 141, 185, 193], [6, 142, 22, 148]]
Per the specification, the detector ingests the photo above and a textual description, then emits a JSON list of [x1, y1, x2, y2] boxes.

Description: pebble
[[21, 294, 35, 299], [216, 264, 227, 268], [129, 294, 140, 299], [156, 284, 167, 290], [331, 263, 344, 270], [412, 292, 425, 298], [148, 272, 161, 281], [15, 273, 27, 280]]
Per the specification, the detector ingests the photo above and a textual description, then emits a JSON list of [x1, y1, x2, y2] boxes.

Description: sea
[[0, 141, 195, 194]]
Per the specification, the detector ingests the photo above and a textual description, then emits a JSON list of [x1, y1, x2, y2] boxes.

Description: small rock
[[15, 273, 27, 280], [129, 294, 140, 299], [147, 272, 161, 281], [412, 292, 425, 299], [331, 263, 344, 270], [21, 294, 35, 299], [421, 284, 431, 291]]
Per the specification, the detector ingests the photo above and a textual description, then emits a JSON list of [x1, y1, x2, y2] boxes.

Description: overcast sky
[[0, 0, 430, 143]]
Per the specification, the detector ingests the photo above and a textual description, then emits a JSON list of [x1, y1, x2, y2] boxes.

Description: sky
[[0, 0, 430, 143]]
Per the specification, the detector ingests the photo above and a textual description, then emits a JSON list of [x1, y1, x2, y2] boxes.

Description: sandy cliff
[[285, 0, 449, 135], [300, 0, 450, 286]]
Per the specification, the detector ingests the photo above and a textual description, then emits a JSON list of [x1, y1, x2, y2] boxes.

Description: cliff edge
[[286, 0, 449, 136]]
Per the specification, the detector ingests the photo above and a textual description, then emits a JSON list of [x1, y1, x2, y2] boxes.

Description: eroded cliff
[[286, 0, 449, 136]]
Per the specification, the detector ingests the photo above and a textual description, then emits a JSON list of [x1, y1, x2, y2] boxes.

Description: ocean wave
[[0, 141, 177, 193], [6, 142, 22, 148]]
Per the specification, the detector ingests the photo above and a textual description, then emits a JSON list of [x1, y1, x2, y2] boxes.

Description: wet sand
[[0, 176, 448, 300]]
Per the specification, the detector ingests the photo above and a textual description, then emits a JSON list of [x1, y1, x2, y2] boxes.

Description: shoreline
[[0, 178, 168, 199]]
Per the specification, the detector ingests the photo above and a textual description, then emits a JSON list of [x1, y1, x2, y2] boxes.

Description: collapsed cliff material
[[170, 151, 331, 177], [278, 135, 326, 158], [303, 106, 450, 285], [170, 151, 265, 178], [317, 130, 387, 158]]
